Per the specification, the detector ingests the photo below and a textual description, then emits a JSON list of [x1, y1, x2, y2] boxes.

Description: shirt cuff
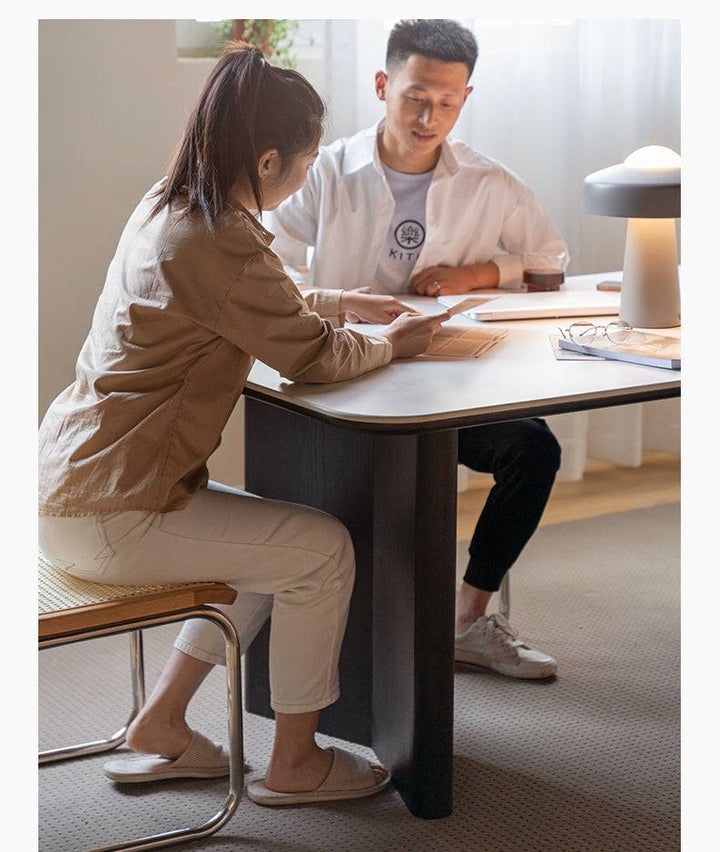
[[493, 254, 525, 291], [303, 288, 344, 318], [364, 334, 394, 368]]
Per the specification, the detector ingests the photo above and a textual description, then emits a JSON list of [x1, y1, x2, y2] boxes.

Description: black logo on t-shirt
[[394, 220, 426, 250]]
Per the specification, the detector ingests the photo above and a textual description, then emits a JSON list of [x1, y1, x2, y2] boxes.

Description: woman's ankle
[[125, 710, 192, 757], [265, 746, 333, 792], [268, 740, 325, 770]]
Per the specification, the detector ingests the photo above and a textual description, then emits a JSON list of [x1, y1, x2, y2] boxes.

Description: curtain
[[315, 18, 680, 276]]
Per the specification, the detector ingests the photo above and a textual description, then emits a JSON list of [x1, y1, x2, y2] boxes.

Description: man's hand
[[340, 291, 418, 324], [410, 262, 500, 296]]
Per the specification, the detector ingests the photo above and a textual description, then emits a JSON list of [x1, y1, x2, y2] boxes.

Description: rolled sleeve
[[496, 178, 570, 290], [493, 253, 525, 290], [303, 288, 344, 318]]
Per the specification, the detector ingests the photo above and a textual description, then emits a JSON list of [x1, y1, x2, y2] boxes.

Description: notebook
[[438, 290, 621, 322]]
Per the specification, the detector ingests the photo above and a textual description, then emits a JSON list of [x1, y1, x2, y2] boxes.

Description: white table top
[[245, 272, 680, 430]]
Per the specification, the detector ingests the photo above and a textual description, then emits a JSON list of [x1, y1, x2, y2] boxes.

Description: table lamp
[[583, 145, 681, 328]]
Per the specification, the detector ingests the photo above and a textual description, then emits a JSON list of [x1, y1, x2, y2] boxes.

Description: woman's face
[[260, 147, 319, 211]]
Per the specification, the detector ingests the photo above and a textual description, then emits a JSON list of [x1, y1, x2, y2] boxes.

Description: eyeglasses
[[558, 320, 648, 346]]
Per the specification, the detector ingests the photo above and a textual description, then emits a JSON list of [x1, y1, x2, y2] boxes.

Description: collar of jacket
[[340, 118, 460, 179], [226, 200, 276, 245]]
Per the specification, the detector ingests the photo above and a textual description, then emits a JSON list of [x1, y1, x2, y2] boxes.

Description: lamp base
[[620, 218, 680, 328]]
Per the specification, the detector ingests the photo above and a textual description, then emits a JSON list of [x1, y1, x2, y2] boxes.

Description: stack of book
[[558, 331, 680, 370]]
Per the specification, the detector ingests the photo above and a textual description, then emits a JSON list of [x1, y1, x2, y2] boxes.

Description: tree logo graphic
[[394, 220, 426, 250]]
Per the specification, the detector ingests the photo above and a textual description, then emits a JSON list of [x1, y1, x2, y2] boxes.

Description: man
[[266, 19, 567, 679]]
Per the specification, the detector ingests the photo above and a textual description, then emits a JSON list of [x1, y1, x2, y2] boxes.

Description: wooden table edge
[[243, 382, 681, 434]]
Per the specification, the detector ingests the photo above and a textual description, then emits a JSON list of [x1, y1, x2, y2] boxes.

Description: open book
[[558, 331, 680, 370], [424, 325, 508, 359]]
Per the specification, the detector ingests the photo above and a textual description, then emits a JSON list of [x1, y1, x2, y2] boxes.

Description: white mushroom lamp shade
[[583, 146, 681, 328]]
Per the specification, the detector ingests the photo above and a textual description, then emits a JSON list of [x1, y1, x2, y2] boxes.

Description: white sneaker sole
[[454, 648, 557, 679]]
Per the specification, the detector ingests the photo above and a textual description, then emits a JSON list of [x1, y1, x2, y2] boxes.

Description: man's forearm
[[464, 261, 500, 289]]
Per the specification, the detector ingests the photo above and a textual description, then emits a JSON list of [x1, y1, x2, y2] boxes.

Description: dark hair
[[386, 19, 478, 80], [150, 41, 325, 227]]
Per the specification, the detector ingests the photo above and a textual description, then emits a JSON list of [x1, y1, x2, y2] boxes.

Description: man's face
[[376, 54, 472, 158]]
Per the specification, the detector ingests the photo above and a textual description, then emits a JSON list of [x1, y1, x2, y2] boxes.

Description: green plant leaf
[[212, 18, 298, 67]]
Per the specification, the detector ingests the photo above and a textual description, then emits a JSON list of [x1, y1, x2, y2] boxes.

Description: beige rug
[[39, 503, 680, 851]]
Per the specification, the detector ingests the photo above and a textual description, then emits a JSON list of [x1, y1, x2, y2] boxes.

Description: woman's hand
[[410, 262, 500, 296], [340, 291, 418, 324], [380, 311, 450, 360]]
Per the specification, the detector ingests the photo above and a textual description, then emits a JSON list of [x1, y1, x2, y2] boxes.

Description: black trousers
[[458, 418, 561, 592]]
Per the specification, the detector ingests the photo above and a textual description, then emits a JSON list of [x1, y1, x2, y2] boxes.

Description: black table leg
[[243, 398, 458, 819]]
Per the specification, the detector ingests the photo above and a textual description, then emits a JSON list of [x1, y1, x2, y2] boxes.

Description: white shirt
[[376, 163, 434, 294], [264, 119, 569, 293]]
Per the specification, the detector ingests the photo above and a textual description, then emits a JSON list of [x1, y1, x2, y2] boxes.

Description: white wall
[[39, 20, 246, 487]]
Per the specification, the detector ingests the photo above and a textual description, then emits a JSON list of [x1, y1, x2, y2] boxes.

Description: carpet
[[39, 503, 680, 851]]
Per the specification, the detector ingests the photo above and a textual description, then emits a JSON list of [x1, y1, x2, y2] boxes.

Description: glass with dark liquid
[[522, 252, 568, 291]]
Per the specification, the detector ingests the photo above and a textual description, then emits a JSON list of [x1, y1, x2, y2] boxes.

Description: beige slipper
[[247, 747, 390, 806], [103, 730, 242, 783]]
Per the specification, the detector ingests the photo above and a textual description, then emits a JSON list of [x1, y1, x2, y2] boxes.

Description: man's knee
[[525, 421, 562, 473], [504, 420, 561, 476]]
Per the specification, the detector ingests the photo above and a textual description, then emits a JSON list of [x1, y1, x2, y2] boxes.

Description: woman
[[38, 42, 447, 806]]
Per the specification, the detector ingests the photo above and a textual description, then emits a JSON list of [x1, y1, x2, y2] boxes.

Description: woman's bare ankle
[[264, 745, 333, 793], [125, 710, 192, 758]]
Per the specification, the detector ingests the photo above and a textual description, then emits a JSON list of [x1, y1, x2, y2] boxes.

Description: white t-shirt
[[374, 163, 434, 295]]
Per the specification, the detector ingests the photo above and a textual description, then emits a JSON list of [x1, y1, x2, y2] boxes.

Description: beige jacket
[[38, 182, 392, 516]]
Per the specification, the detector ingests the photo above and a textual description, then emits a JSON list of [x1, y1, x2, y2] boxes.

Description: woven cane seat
[[39, 551, 236, 641]]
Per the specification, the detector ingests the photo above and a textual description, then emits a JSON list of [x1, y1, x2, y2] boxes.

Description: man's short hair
[[386, 19, 478, 80]]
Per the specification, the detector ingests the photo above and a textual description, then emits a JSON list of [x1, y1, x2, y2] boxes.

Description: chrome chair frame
[[39, 607, 242, 852], [39, 630, 146, 765]]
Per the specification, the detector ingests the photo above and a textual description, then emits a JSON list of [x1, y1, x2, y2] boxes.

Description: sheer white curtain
[[299, 19, 681, 480], [316, 18, 680, 276]]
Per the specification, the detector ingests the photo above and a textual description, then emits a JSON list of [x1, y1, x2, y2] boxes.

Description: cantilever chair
[[38, 552, 243, 852]]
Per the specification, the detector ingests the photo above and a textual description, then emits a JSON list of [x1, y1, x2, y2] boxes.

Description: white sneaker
[[454, 613, 557, 679]]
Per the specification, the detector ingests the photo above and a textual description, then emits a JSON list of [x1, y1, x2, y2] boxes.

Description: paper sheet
[[438, 295, 498, 315], [444, 297, 497, 317]]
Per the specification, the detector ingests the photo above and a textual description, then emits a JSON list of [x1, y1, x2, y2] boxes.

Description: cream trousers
[[38, 482, 355, 714]]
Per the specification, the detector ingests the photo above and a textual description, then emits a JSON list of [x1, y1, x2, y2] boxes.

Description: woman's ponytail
[[150, 41, 324, 228], [223, 45, 266, 214]]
